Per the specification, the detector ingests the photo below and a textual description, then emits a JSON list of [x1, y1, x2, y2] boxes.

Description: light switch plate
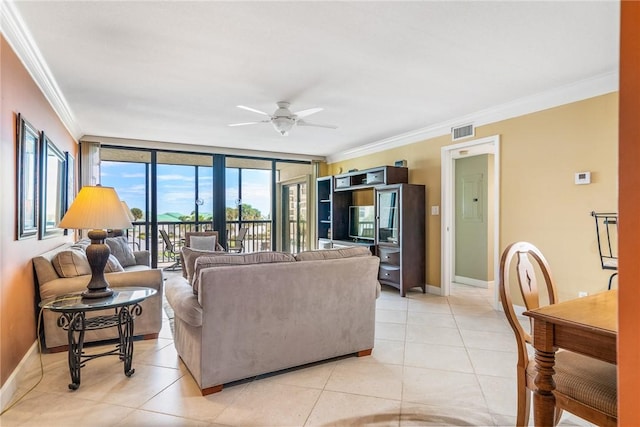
[[431, 206, 440, 215]]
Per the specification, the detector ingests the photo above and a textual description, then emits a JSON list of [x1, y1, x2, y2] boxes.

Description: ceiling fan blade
[[237, 105, 270, 116], [294, 107, 323, 118], [297, 119, 337, 129], [228, 121, 268, 127]]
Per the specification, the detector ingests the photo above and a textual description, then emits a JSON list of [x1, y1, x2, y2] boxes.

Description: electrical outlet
[[431, 206, 440, 215], [578, 291, 588, 298]]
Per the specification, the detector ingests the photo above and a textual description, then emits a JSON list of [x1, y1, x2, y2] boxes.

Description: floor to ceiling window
[[98, 145, 312, 265]]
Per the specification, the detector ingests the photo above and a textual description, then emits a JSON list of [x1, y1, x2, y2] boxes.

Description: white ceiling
[[6, 1, 620, 160]]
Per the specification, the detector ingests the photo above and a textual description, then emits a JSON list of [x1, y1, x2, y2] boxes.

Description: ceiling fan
[[228, 101, 337, 136]]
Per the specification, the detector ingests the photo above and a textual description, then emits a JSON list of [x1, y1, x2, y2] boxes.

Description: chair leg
[[608, 272, 618, 290], [516, 388, 531, 427], [554, 407, 564, 426]]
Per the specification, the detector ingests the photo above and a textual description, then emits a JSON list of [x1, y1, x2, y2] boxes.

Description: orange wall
[[618, 1, 640, 424], [0, 36, 76, 386]]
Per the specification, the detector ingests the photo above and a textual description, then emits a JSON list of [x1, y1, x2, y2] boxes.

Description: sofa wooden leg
[[357, 349, 372, 357], [201, 384, 223, 395], [141, 333, 159, 340], [47, 345, 69, 353]]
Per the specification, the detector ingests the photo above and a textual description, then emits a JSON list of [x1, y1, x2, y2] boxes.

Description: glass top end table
[[39, 286, 157, 390]]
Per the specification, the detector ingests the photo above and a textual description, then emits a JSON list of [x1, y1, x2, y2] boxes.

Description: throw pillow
[[105, 236, 137, 267], [52, 249, 91, 278], [189, 235, 217, 251], [192, 251, 296, 295], [104, 254, 125, 273], [294, 246, 371, 261]]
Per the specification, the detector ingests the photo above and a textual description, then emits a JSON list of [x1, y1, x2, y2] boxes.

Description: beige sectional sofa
[[165, 246, 380, 395], [33, 237, 164, 350]]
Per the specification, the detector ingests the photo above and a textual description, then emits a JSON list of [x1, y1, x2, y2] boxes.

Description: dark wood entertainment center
[[316, 165, 426, 296]]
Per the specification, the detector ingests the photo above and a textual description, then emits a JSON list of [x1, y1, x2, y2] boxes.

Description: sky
[[101, 161, 272, 219]]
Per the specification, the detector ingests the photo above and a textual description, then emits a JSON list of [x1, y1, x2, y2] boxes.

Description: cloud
[[157, 174, 195, 182]]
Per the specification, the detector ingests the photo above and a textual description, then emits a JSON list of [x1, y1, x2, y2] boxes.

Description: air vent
[[451, 124, 475, 141]]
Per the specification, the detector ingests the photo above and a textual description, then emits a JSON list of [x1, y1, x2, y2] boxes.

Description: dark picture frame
[[64, 152, 75, 235], [39, 132, 67, 239], [16, 114, 40, 240]]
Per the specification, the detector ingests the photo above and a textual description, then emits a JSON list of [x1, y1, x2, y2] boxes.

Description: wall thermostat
[[575, 171, 591, 185]]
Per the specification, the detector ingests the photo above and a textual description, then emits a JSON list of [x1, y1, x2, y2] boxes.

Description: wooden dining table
[[524, 289, 617, 426]]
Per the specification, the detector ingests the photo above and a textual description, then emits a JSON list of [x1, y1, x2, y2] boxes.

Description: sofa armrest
[[134, 250, 151, 267], [165, 276, 203, 327], [39, 268, 163, 300]]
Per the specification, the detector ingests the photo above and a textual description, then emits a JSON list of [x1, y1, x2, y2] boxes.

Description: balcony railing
[[121, 220, 272, 265]]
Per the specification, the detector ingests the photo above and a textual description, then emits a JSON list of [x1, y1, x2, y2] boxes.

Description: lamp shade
[[58, 185, 132, 230], [121, 200, 135, 222]]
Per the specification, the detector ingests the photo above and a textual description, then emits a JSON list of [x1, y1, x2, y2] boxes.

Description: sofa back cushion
[[105, 236, 136, 267], [295, 246, 372, 261], [51, 249, 124, 278], [181, 247, 224, 283], [192, 251, 296, 294], [52, 249, 91, 278]]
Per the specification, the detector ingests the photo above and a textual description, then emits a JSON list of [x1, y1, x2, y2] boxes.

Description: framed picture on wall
[[39, 132, 66, 239], [16, 114, 40, 240]]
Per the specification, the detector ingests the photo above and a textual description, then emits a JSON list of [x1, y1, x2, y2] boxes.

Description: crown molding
[[1, 1, 82, 138], [327, 71, 619, 163]]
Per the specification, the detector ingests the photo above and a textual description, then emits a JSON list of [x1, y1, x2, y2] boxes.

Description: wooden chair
[[227, 227, 249, 253], [184, 231, 224, 251], [159, 229, 181, 271], [499, 242, 617, 427]]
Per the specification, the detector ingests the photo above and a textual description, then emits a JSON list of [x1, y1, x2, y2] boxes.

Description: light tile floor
[[1, 282, 592, 426]]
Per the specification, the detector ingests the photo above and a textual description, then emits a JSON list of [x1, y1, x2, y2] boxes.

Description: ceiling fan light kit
[[229, 101, 337, 136]]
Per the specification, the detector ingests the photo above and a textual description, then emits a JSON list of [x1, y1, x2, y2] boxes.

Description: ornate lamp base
[[83, 229, 115, 299]]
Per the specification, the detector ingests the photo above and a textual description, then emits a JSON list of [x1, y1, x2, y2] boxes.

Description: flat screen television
[[349, 205, 375, 241]]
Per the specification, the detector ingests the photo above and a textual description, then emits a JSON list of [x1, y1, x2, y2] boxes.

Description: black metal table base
[[57, 303, 143, 390]]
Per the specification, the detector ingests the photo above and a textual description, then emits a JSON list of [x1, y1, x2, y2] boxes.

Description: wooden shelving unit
[[316, 166, 426, 296]]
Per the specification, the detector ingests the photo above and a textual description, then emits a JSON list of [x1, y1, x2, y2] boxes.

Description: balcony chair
[[159, 229, 182, 271], [227, 227, 249, 253], [591, 211, 618, 289], [185, 231, 224, 251], [499, 241, 617, 427]]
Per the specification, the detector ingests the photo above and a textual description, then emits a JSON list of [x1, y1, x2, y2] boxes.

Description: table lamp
[[58, 185, 132, 298]]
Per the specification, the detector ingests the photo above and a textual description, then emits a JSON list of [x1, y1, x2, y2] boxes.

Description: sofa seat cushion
[[192, 251, 296, 294], [122, 264, 152, 273], [165, 277, 203, 327], [295, 246, 372, 261]]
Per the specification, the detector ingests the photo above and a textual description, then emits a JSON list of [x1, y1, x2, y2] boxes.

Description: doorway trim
[[441, 135, 500, 308]]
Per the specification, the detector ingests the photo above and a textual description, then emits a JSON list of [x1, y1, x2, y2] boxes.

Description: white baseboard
[[0, 341, 39, 413], [426, 284, 442, 295], [454, 275, 490, 288]]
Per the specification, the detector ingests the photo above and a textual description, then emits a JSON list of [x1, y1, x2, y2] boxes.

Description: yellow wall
[[327, 93, 618, 301]]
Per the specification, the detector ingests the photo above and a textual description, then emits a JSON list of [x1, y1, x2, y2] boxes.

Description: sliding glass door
[[225, 158, 272, 252]]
